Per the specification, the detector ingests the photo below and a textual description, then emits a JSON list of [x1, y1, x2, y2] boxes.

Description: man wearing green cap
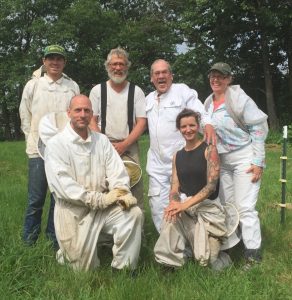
[[19, 44, 80, 249]]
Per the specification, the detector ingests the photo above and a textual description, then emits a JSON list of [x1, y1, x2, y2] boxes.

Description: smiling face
[[179, 116, 199, 142], [107, 54, 128, 84], [150, 59, 173, 95], [68, 95, 93, 138], [43, 54, 65, 79], [209, 71, 232, 94]]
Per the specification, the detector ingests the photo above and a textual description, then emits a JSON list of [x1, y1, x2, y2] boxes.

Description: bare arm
[[164, 153, 181, 222], [89, 115, 101, 132], [112, 117, 147, 155], [169, 153, 180, 202], [164, 144, 220, 219], [203, 124, 217, 146]]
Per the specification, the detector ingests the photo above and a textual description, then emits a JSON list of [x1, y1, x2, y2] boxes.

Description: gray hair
[[150, 59, 172, 76], [104, 47, 131, 71]]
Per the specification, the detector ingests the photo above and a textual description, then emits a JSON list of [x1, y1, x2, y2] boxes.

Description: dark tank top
[[175, 142, 219, 200]]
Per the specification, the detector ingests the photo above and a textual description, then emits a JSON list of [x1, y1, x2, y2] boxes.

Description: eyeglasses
[[209, 74, 228, 80], [109, 62, 126, 68], [152, 70, 171, 77]]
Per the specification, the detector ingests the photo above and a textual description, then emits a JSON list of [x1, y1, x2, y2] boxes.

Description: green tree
[[0, 0, 73, 139], [167, 0, 292, 129], [0, 0, 178, 140]]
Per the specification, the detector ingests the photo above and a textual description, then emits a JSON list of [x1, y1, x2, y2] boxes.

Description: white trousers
[[55, 203, 142, 271], [148, 174, 171, 232], [219, 144, 262, 250]]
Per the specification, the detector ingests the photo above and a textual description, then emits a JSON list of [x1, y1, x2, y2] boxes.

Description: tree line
[[0, 0, 291, 140]]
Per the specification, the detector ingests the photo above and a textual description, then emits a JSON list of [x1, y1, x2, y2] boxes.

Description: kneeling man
[[44, 94, 142, 271]]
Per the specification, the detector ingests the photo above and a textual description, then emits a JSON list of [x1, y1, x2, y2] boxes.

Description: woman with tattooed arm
[[154, 108, 230, 271]]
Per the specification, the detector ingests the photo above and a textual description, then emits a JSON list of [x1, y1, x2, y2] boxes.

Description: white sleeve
[[44, 138, 105, 210], [19, 79, 36, 138], [103, 136, 131, 191], [45, 135, 130, 209], [72, 81, 80, 95], [134, 86, 147, 119], [183, 85, 212, 127], [89, 85, 101, 117]]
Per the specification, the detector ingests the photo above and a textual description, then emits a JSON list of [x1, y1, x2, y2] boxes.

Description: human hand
[[164, 201, 185, 223], [246, 164, 263, 183], [116, 192, 137, 210], [203, 124, 217, 145], [112, 141, 128, 156]]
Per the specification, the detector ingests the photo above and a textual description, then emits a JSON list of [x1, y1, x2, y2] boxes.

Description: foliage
[[0, 0, 177, 139], [165, 0, 292, 128], [0, 0, 292, 139]]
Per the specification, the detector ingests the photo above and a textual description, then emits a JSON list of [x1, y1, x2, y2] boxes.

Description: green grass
[[0, 137, 292, 300]]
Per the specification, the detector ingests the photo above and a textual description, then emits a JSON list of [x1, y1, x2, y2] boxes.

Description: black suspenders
[[100, 82, 107, 134], [100, 82, 135, 134]]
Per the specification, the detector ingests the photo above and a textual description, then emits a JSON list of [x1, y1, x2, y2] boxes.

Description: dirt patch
[[266, 144, 281, 149]]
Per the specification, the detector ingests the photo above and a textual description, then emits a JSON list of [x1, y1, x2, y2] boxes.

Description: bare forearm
[[123, 118, 146, 148], [89, 115, 100, 132], [184, 182, 217, 209]]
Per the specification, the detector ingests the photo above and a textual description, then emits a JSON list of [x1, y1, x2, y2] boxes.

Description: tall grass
[[0, 138, 291, 300]]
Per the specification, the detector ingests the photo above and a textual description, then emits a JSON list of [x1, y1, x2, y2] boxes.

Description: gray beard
[[108, 72, 128, 84]]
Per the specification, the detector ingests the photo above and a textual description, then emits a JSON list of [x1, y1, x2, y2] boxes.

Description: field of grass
[[0, 137, 292, 299]]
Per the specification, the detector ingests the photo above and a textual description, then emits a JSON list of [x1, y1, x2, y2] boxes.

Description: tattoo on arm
[[170, 152, 180, 202], [191, 145, 219, 201], [169, 192, 180, 202], [184, 145, 220, 210], [205, 144, 220, 194]]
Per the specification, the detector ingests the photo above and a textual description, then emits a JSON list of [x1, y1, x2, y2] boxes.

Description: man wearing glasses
[[146, 59, 216, 232], [89, 47, 146, 212]]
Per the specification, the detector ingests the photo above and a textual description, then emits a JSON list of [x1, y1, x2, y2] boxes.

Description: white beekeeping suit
[[146, 83, 211, 231], [45, 123, 142, 271]]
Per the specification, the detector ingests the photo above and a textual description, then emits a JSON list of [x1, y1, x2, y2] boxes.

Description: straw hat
[[121, 154, 142, 188]]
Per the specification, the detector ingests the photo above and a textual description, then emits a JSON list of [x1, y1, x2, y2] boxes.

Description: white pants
[[55, 203, 142, 271], [148, 174, 171, 232], [219, 144, 262, 250]]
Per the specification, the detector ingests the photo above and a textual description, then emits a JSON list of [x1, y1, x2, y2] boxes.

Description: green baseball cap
[[209, 62, 231, 75], [44, 44, 66, 58]]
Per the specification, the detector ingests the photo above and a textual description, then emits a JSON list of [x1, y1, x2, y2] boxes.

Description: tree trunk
[[286, 25, 292, 110], [12, 108, 23, 140], [1, 101, 12, 140], [260, 34, 279, 130]]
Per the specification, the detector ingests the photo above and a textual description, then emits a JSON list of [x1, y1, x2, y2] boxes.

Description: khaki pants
[[154, 199, 227, 267]]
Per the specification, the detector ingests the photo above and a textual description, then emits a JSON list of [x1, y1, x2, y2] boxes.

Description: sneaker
[[242, 257, 260, 271], [242, 249, 261, 271], [211, 251, 233, 272]]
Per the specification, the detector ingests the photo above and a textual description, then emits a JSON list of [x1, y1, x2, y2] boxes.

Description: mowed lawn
[[0, 137, 291, 300]]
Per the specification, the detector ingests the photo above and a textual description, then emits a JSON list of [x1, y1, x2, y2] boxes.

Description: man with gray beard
[[89, 47, 146, 211]]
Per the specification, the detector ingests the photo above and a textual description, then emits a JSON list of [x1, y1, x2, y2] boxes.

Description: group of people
[[19, 44, 268, 272]]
